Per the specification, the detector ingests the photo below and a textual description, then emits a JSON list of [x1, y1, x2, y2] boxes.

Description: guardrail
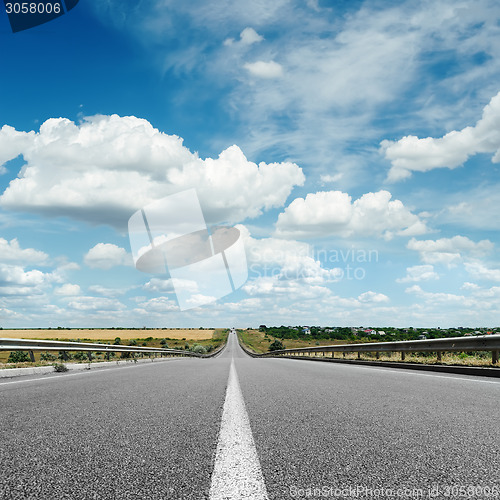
[[248, 335, 500, 364], [0, 337, 225, 363]]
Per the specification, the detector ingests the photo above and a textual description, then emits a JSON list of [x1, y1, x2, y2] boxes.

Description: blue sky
[[1, 0, 500, 328]]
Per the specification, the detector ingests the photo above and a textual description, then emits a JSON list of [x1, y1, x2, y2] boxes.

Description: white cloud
[[88, 285, 128, 297], [275, 190, 428, 239], [244, 60, 283, 78], [0, 238, 48, 264], [405, 285, 470, 305], [407, 236, 493, 266], [382, 91, 500, 181], [464, 262, 500, 282], [67, 296, 126, 311], [239, 225, 342, 285], [461, 282, 480, 291], [135, 296, 178, 313], [225, 27, 264, 46], [54, 283, 81, 296], [240, 27, 264, 45], [143, 278, 175, 293], [320, 173, 343, 184], [0, 125, 34, 167], [0, 115, 304, 228], [0, 264, 53, 296], [242, 275, 332, 299], [84, 243, 131, 269], [396, 265, 439, 283], [358, 291, 389, 303]]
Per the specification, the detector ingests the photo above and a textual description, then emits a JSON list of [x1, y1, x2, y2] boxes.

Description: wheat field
[[0, 329, 214, 341]]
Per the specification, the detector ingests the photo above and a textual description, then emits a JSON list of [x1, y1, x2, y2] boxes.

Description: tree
[[269, 340, 285, 352]]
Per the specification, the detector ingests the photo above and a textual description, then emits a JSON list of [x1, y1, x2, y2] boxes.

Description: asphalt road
[[1, 334, 499, 500]]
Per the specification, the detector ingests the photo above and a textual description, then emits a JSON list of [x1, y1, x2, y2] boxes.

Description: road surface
[[1, 333, 499, 499]]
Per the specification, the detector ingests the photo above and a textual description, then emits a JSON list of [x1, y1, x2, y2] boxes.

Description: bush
[[113, 337, 121, 345], [73, 351, 89, 361], [191, 344, 207, 354], [40, 352, 57, 361], [8, 351, 30, 363], [160, 339, 168, 347], [53, 363, 68, 372], [269, 340, 285, 352]]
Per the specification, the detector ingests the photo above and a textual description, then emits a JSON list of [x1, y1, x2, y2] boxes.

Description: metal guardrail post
[[61, 351, 68, 361], [29, 351, 35, 363], [401, 352, 405, 361], [493, 350, 499, 364], [437, 351, 442, 362]]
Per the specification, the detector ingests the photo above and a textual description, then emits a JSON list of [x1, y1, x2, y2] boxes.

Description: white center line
[[209, 359, 269, 500]]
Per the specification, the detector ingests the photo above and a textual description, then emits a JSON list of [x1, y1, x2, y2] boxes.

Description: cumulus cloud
[[239, 225, 342, 285], [0, 238, 48, 264], [407, 236, 493, 266], [0, 264, 52, 296], [464, 262, 500, 282], [67, 296, 126, 311], [396, 265, 439, 283], [275, 190, 428, 239], [224, 27, 263, 46], [84, 243, 131, 269], [242, 275, 332, 299], [143, 278, 175, 293], [382, 91, 500, 181], [358, 291, 389, 303], [88, 285, 128, 297], [0, 115, 304, 228], [405, 285, 467, 304], [0, 125, 35, 168], [244, 60, 283, 78], [54, 283, 81, 296], [134, 296, 178, 313]]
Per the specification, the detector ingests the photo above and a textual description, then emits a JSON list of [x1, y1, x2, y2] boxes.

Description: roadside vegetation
[[0, 328, 229, 369], [238, 328, 500, 368]]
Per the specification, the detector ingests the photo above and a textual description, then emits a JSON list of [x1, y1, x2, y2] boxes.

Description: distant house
[[377, 331, 386, 336], [302, 327, 311, 335]]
